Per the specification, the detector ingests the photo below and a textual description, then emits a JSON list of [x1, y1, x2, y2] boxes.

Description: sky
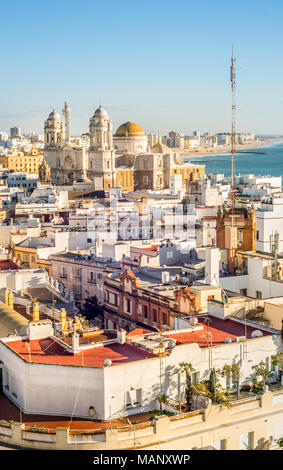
[[1, 0, 283, 136]]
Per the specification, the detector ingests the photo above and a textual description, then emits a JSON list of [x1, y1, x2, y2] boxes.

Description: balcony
[[88, 279, 97, 284], [59, 273, 67, 279]]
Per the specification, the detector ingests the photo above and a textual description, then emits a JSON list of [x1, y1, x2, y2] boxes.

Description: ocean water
[[183, 140, 283, 178]]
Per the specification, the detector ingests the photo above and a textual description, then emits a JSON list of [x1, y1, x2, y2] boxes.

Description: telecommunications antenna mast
[[230, 46, 236, 219]]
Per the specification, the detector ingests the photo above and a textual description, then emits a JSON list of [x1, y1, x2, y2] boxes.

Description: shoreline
[[178, 137, 283, 159]]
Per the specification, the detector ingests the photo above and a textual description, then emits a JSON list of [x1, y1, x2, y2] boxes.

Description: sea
[[183, 139, 283, 178]]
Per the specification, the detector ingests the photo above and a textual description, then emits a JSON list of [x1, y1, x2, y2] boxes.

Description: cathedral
[[43, 102, 205, 192]]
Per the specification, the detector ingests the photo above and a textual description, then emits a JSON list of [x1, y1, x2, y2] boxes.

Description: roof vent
[[224, 337, 232, 344], [251, 330, 263, 338], [162, 271, 170, 284], [104, 358, 112, 367]]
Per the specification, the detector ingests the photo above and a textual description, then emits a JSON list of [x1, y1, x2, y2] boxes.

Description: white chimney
[[72, 320, 80, 354], [162, 271, 170, 284], [205, 247, 219, 286], [117, 328, 126, 345]]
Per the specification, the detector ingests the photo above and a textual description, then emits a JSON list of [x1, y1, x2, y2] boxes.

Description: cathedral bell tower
[[44, 109, 64, 148], [88, 106, 115, 191], [62, 101, 71, 144]]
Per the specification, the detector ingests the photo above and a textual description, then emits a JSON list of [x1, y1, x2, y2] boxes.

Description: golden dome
[[115, 121, 145, 137]]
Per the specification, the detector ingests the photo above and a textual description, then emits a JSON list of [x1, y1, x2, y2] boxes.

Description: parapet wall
[[1, 389, 283, 450]]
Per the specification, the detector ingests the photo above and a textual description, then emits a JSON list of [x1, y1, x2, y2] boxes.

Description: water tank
[[189, 315, 198, 326], [167, 339, 177, 349], [104, 358, 112, 367]]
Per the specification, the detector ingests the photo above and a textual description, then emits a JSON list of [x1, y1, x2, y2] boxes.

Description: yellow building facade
[[12, 244, 52, 276], [0, 145, 44, 175]]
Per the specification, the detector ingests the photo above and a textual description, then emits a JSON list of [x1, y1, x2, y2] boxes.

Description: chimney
[[60, 308, 67, 333], [72, 319, 80, 354], [117, 328, 126, 345], [4, 289, 9, 305], [32, 303, 40, 322], [205, 247, 220, 286], [8, 291, 14, 309]]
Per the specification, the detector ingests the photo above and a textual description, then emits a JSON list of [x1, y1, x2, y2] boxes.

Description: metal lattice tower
[[230, 47, 236, 219]]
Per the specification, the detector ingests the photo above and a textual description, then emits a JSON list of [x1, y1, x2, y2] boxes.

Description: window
[[237, 230, 243, 245], [143, 176, 148, 184], [167, 251, 174, 259], [144, 305, 148, 319], [256, 230, 259, 240], [127, 299, 131, 313], [239, 432, 254, 450], [212, 439, 227, 450], [191, 371, 199, 385], [162, 312, 167, 325], [87, 238, 92, 243], [153, 308, 157, 322], [256, 290, 262, 299], [125, 389, 142, 408]]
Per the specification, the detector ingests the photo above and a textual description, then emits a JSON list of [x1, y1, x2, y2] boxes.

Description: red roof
[[0, 260, 19, 271], [5, 338, 156, 367], [166, 316, 270, 348], [127, 328, 152, 337]]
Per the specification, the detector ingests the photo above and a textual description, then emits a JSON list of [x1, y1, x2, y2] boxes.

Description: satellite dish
[[224, 337, 232, 343], [251, 330, 263, 338], [189, 315, 198, 326], [104, 358, 112, 367]]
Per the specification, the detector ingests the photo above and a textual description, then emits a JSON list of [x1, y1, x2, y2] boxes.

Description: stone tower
[[44, 110, 65, 148], [88, 106, 115, 191], [62, 101, 71, 144]]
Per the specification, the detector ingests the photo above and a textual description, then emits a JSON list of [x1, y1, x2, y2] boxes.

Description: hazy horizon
[[1, 0, 283, 136]]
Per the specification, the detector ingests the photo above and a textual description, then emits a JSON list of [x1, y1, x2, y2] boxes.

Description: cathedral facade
[[43, 102, 204, 192]]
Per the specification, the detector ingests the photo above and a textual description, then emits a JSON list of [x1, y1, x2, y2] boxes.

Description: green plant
[[208, 368, 217, 399], [156, 393, 166, 411], [179, 362, 195, 407], [220, 363, 241, 398], [240, 384, 251, 392], [252, 361, 273, 385], [193, 372, 232, 408], [149, 410, 174, 421]]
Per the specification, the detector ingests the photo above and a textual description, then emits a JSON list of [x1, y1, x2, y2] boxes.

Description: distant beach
[[177, 137, 282, 159]]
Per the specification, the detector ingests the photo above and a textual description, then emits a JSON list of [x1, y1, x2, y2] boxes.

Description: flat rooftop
[[166, 315, 271, 348], [0, 393, 151, 430], [4, 337, 156, 367]]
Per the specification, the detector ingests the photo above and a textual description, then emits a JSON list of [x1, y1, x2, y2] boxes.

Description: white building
[[256, 196, 283, 253], [0, 315, 280, 421]]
